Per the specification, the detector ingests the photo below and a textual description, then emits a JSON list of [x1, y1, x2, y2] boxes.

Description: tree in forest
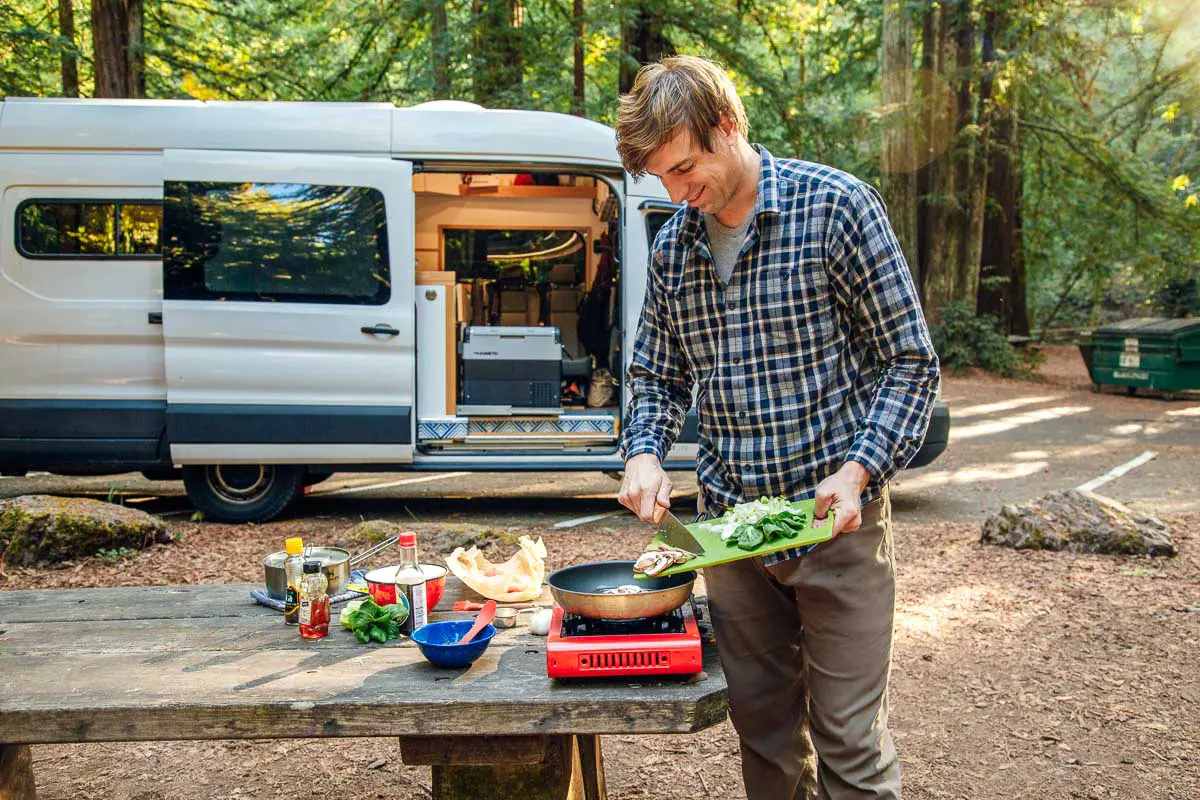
[[58, 0, 79, 96], [92, 0, 144, 98], [431, 0, 452, 99], [619, 1, 673, 94], [880, 0, 918, 281], [976, 7, 1028, 336], [572, 0, 585, 115], [472, 0, 524, 107], [2, 0, 1196, 341]]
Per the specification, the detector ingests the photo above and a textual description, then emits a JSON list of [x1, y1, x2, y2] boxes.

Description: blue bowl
[[410, 620, 497, 668]]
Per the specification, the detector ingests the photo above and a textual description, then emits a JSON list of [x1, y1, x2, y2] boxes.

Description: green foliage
[[931, 301, 1039, 378], [2, 0, 1198, 330], [95, 546, 135, 566]]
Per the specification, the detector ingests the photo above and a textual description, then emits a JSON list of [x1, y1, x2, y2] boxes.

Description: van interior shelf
[[457, 405, 563, 416], [455, 185, 597, 199]]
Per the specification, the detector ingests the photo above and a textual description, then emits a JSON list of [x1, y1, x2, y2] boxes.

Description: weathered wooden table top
[[0, 579, 727, 746]]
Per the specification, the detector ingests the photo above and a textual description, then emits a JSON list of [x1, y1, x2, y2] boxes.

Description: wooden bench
[[0, 579, 727, 799]]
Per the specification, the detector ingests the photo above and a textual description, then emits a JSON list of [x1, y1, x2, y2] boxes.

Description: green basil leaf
[[354, 628, 370, 644]]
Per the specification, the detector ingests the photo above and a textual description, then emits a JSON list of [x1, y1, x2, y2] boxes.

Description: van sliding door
[[623, 185, 699, 465], [160, 149, 415, 465]]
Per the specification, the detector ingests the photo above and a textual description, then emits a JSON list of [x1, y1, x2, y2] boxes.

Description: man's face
[[645, 125, 742, 216]]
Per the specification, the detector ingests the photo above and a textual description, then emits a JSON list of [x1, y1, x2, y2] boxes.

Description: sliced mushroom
[[641, 551, 677, 577], [634, 544, 696, 576], [634, 551, 662, 573]]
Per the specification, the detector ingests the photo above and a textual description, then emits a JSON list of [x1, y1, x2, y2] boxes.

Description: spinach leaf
[[724, 503, 813, 551]]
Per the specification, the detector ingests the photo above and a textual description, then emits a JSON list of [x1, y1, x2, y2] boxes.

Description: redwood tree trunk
[[59, 0, 79, 97], [880, 0, 919, 282], [917, 0, 977, 321], [917, 3, 965, 320], [573, 0, 585, 116], [963, 8, 994, 306], [91, 0, 144, 98], [978, 96, 1028, 335], [431, 0, 451, 98], [619, 2, 672, 94]]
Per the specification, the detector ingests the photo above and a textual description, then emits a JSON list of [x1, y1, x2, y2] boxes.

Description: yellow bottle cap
[[285, 537, 304, 555]]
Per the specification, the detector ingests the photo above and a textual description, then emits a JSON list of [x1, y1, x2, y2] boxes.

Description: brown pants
[[703, 489, 900, 800]]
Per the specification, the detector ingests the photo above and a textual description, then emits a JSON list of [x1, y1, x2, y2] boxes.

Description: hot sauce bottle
[[298, 560, 330, 639]]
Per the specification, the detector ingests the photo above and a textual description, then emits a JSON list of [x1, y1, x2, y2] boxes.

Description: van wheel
[[182, 464, 304, 523]]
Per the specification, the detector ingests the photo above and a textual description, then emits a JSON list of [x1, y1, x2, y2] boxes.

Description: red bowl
[[364, 563, 447, 610]]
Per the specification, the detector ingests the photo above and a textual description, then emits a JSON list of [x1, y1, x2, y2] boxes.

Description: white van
[[0, 98, 948, 522]]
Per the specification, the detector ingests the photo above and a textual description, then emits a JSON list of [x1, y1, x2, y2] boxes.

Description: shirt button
[[731, 356, 741, 364]]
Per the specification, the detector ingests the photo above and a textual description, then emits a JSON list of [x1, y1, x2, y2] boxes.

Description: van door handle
[[361, 323, 399, 336], [148, 312, 163, 325]]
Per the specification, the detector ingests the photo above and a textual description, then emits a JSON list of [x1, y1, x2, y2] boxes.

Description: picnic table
[[0, 577, 727, 800]]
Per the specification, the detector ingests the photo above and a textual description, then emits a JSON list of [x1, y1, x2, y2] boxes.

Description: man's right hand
[[618, 453, 672, 523]]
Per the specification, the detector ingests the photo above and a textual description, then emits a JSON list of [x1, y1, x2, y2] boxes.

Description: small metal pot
[[492, 607, 520, 628], [262, 536, 398, 600], [547, 560, 695, 620]]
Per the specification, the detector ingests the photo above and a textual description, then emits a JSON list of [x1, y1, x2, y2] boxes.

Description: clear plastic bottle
[[394, 531, 427, 635], [298, 560, 330, 639], [283, 536, 305, 626]]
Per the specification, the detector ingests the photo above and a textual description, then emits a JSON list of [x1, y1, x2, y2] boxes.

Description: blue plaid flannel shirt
[[621, 146, 939, 564]]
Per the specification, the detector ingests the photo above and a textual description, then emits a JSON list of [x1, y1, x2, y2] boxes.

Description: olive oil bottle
[[393, 532, 427, 635]]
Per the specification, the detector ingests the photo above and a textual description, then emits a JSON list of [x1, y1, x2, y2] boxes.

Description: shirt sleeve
[[826, 182, 941, 484], [620, 251, 694, 463]]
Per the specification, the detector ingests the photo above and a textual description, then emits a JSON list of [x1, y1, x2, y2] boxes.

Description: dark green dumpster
[[1085, 317, 1200, 395]]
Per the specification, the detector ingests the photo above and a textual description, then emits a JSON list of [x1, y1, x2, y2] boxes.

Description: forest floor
[[3, 345, 1198, 799]]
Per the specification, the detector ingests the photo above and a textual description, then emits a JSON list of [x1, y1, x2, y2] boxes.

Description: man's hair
[[615, 55, 749, 178]]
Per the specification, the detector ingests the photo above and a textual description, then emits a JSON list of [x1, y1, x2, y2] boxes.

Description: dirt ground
[[3, 346, 1199, 799]]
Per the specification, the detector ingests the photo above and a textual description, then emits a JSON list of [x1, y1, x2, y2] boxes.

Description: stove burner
[[546, 599, 703, 678], [560, 606, 686, 638]]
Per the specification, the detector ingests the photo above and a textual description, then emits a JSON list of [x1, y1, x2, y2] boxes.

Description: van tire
[[182, 464, 304, 523]]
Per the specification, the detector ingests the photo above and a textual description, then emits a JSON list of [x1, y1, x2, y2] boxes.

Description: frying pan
[[548, 560, 695, 620]]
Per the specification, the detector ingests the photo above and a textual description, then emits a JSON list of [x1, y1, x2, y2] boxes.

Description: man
[[615, 55, 939, 799]]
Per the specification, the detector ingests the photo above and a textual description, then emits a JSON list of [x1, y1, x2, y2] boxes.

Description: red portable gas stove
[[545, 599, 703, 679]]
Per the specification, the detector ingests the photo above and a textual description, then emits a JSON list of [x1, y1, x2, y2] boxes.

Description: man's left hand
[[814, 462, 872, 537]]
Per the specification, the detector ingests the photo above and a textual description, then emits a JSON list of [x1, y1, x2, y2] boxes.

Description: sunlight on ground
[[1010, 450, 1050, 460], [1053, 442, 1139, 459], [949, 405, 1092, 441], [896, 585, 988, 639], [893, 461, 1048, 493], [1165, 405, 1200, 417], [950, 394, 1065, 420]]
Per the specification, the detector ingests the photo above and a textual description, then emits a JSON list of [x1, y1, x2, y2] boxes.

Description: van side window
[[645, 209, 674, 248], [17, 200, 162, 258], [163, 181, 389, 305]]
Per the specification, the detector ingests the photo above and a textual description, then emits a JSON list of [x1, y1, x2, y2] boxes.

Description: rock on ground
[[0, 495, 171, 567], [340, 519, 511, 559], [980, 489, 1175, 556]]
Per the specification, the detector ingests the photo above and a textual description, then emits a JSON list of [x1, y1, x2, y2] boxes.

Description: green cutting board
[[636, 499, 835, 578]]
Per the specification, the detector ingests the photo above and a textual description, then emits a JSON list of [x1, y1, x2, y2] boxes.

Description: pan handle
[[348, 534, 400, 566]]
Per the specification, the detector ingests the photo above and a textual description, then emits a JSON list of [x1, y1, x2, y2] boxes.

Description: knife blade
[[653, 509, 705, 554]]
